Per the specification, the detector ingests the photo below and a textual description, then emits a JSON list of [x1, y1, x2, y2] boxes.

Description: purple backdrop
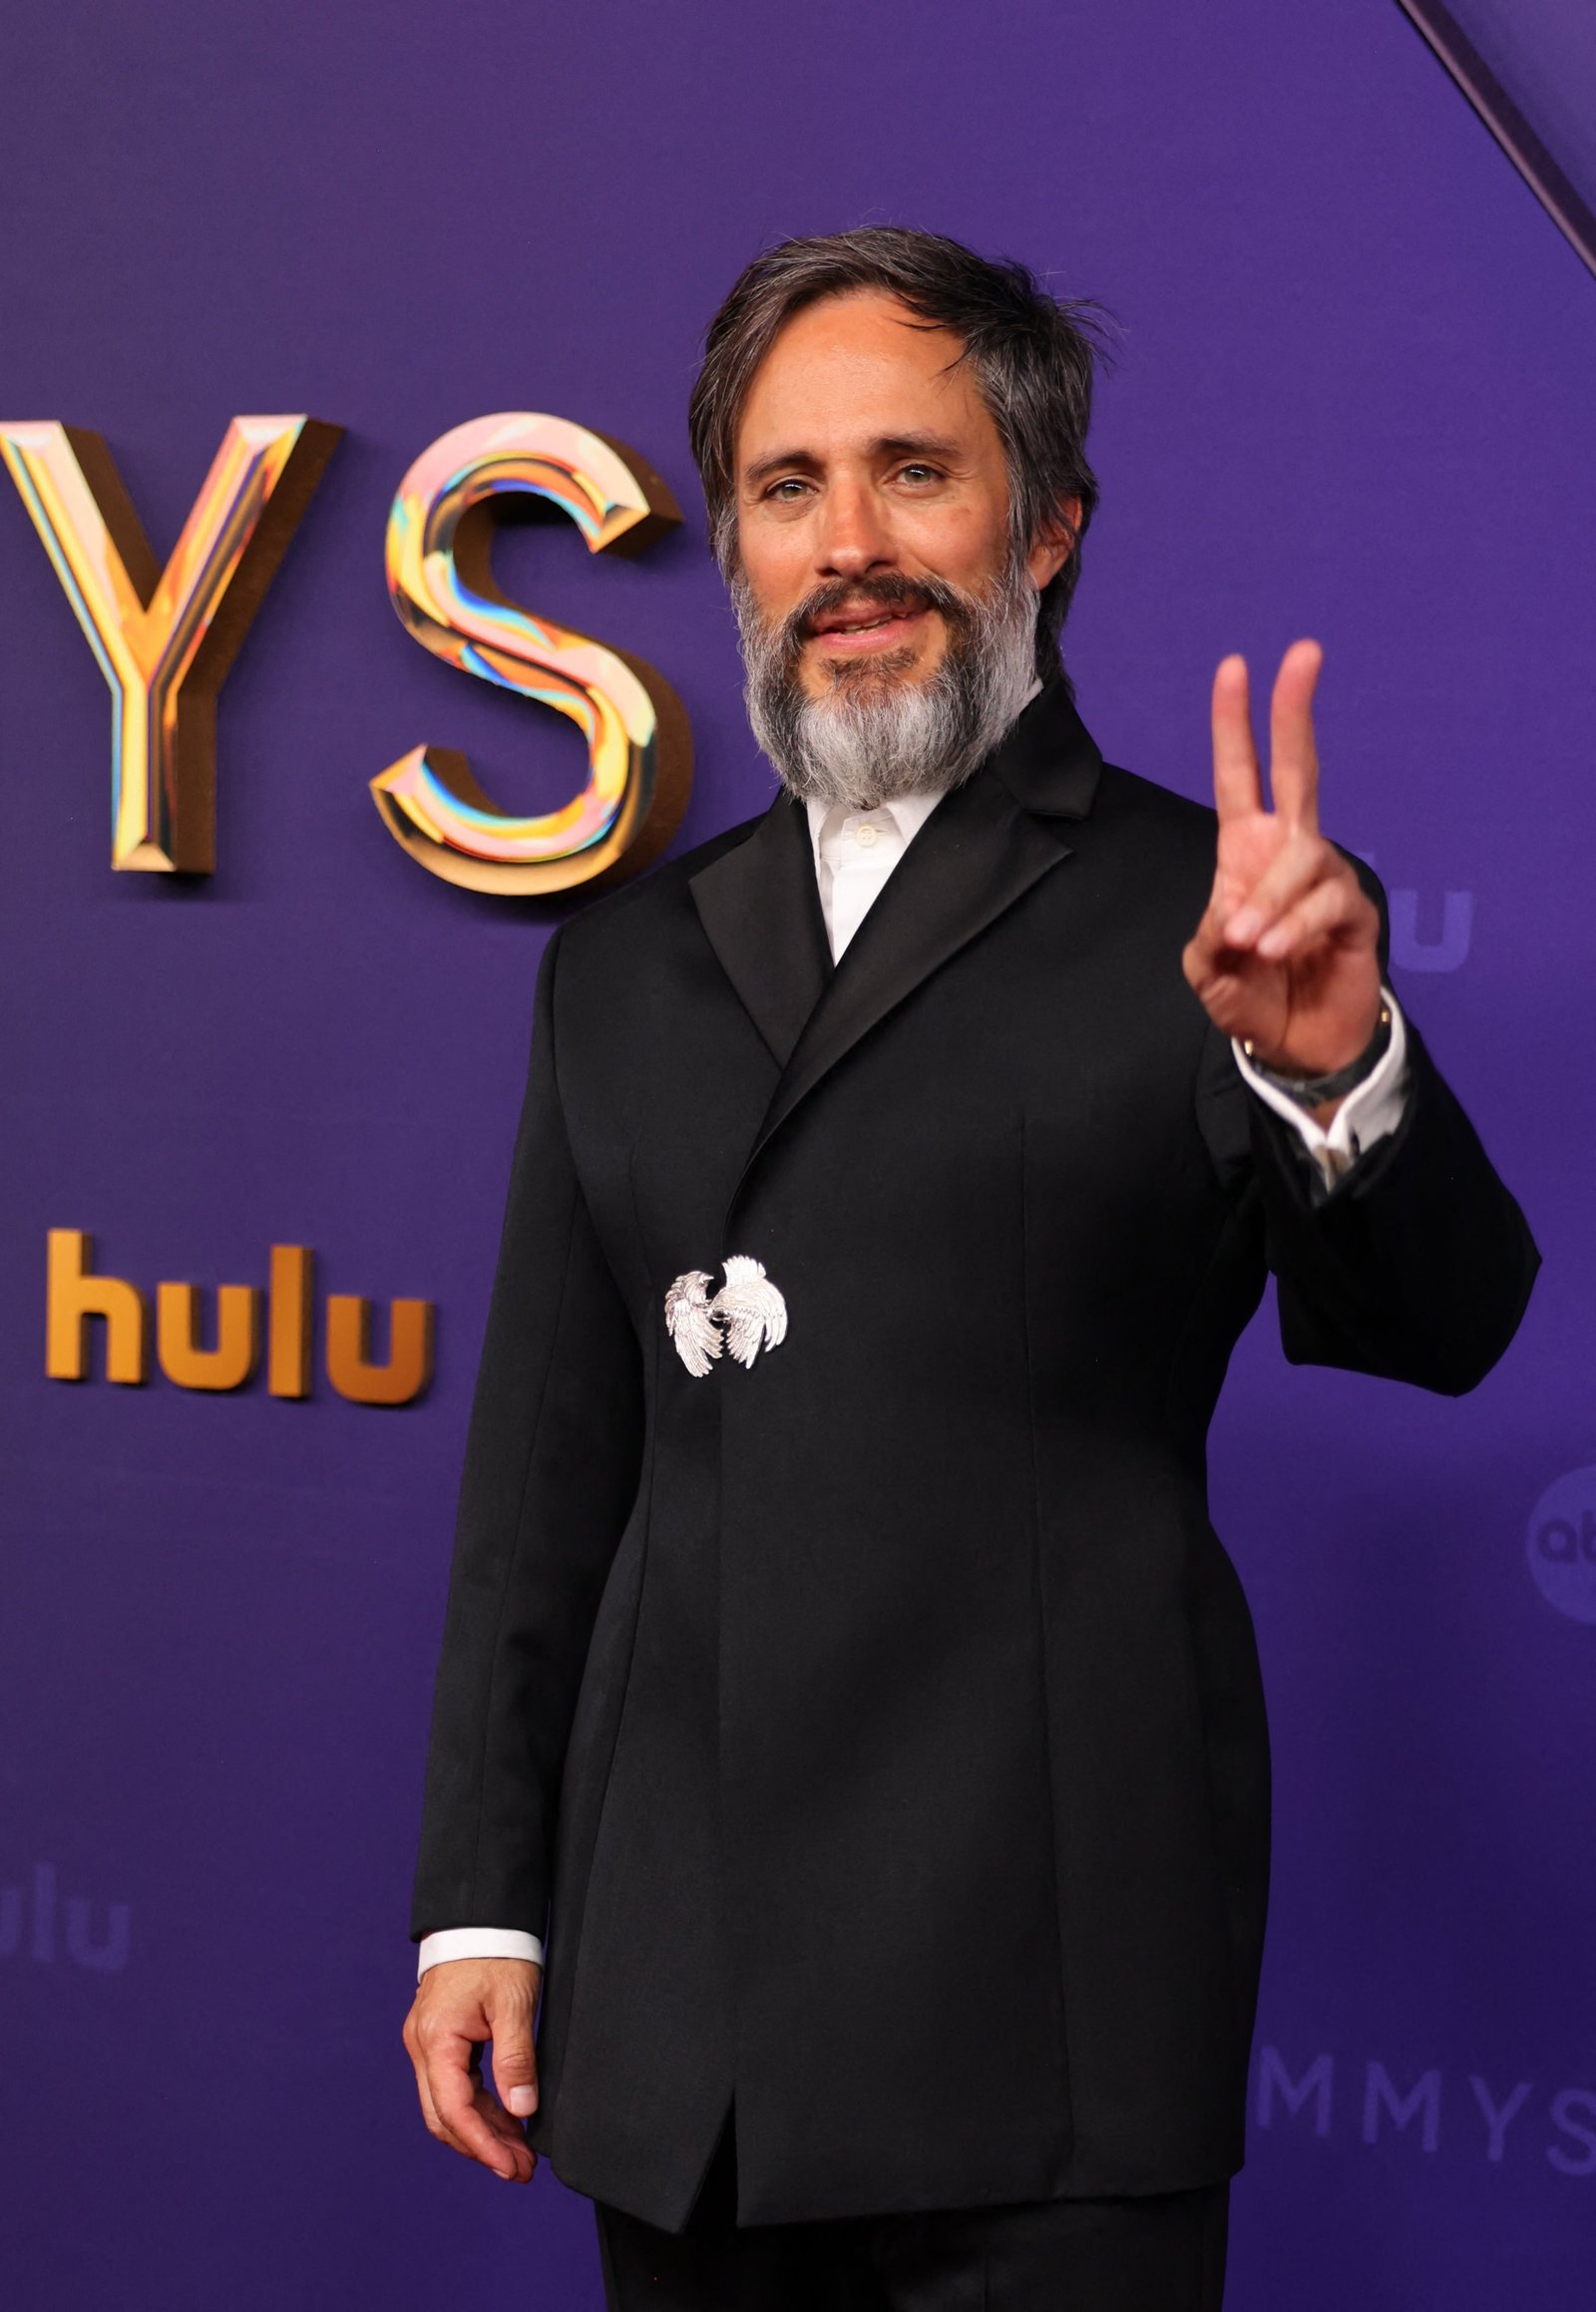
[[2, 2, 1591, 2304]]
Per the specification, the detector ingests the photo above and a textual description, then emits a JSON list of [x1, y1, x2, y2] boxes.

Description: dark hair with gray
[[688, 225, 1107, 683]]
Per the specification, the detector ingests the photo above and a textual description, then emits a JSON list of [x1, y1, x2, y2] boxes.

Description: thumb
[[491, 1999, 540, 2120]]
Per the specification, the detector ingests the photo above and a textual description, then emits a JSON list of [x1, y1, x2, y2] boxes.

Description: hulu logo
[[1, 1863, 130, 1973]]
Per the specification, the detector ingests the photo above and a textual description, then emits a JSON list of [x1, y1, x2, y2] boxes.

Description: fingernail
[[508, 2088, 538, 2118], [1226, 908, 1262, 947], [1257, 926, 1289, 958]]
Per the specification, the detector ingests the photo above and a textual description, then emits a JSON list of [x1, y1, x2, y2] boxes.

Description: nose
[[814, 473, 896, 583]]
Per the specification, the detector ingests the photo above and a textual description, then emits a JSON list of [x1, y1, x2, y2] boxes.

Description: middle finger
[[1268, 639, 1323, 834]]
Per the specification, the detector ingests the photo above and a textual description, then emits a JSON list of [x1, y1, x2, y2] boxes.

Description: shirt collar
[[803, 790, 940, 863]]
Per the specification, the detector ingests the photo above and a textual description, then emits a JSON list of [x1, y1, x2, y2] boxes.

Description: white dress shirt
[[416, 786, 1409, 1979]]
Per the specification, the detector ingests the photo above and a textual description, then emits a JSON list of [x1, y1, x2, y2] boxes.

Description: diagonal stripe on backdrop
[[1397, 0, 1596, 278]]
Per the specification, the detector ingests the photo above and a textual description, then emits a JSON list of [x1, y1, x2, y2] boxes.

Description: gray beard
[[732, 558, 1040, 814]]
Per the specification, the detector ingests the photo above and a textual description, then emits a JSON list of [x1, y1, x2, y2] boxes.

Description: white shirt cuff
[[1232, 989, 1410, 1189], [417, 1927, 545, 1980]]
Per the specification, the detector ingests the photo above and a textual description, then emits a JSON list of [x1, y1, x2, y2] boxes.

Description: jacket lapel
[[717, 677, 1105, 1181], [689, 790, 833, 1068]]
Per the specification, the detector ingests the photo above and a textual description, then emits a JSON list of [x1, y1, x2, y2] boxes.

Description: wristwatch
[[1242, 998, 1393, 1110]]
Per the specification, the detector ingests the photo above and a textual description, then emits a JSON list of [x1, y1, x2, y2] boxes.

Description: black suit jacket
[[411, 679, 1537, 2229]]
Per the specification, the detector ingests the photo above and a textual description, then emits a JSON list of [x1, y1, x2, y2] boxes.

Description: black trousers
[[595, 2113, 1229, 2312]]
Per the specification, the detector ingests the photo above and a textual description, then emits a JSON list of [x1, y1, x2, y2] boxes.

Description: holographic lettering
[[0, 417, 341, 871], [373, 412, 691, 896]]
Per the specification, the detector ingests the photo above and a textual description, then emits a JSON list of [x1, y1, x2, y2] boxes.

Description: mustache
[[774, 572, 983, 657]]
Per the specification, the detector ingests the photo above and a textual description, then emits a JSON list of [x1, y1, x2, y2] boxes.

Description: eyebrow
[[740, 431, 965, 490]]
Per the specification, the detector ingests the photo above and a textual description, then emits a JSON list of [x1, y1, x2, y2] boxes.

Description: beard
[[731, 554, 1040, 813]]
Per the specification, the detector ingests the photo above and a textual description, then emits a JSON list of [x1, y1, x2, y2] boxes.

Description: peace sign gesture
[[1182, 640, 1383, 1088]]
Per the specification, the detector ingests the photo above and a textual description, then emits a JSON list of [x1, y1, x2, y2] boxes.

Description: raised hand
[[403, 1956, 542, 2183], [1182, 640, 1382, 1082]]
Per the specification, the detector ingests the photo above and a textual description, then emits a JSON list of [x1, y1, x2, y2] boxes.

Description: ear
[[1026, 496, 1083, 592]]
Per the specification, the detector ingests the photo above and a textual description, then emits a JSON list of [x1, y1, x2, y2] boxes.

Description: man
[[403, 229, 1537, 2309]]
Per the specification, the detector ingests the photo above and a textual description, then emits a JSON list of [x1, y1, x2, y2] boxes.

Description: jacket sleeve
[[1246, 1015, 1540, 1395], [410, 927, 644, 1943]]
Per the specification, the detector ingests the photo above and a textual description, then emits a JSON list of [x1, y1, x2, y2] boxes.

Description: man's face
[[732, 289, 1069, 701]]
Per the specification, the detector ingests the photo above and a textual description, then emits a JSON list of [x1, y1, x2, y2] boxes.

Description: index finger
[[1268, 638, 1323, 834], [1211, 654, 1264, 823]]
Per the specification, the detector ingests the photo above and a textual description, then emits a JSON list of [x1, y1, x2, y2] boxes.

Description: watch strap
[[1242, 999, 1394, 1109]]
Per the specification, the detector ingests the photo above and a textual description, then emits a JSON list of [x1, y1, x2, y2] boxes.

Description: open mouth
[[807, 604, 929, 650]]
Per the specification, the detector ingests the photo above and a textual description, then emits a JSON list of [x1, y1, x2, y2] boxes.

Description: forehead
[[735, 288, 994, 466]]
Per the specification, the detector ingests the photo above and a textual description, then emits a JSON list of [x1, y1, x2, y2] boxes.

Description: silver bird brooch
[[664, 1258, 788, 1376]]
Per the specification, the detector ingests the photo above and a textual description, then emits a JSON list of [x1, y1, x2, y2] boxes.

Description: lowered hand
[[403, 1956, 542, 2184]]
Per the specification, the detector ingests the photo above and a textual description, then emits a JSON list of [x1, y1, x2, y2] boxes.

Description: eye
[[896, 462, 943, 485], [763, 477, 812, 503]]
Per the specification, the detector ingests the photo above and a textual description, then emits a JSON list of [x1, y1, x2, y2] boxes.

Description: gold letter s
[[0, 418, 341, 872], [372, 413, 692, 896]]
